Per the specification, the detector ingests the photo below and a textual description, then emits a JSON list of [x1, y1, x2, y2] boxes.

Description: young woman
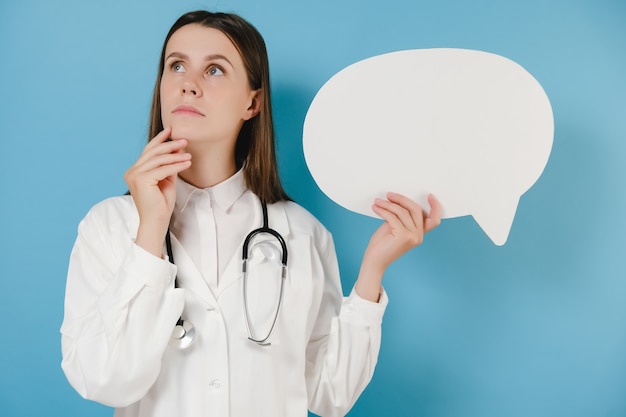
[[61, 10, 441, 417]]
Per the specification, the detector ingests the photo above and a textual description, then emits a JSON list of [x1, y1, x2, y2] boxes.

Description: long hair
[[148, 10, 289, 203]]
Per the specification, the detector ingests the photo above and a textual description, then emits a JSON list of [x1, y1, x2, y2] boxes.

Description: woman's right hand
[[124, 126, 192, 257]]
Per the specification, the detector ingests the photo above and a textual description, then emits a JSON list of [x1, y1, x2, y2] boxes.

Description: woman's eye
[[171, 62, 185, 72], [208, 65, 224, 76]]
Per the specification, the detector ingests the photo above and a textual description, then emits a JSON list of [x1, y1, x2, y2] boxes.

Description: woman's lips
[[172, 105, 205, 116]]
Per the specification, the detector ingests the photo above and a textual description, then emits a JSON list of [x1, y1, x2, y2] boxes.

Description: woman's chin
[[169, 125, 199, 141]]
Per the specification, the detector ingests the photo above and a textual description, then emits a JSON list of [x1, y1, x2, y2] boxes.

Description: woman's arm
[[305, 234, 383, 417], [60, 201, 185, 407], [355, 193, 441, 301], [306, 194, 440, 416], [61, 127, 191, 406], [124, 126, 191, 257]]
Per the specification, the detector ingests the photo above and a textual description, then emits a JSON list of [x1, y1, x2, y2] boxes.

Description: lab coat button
[[211, 379, 223, 390], [345, 302, 354, 312]]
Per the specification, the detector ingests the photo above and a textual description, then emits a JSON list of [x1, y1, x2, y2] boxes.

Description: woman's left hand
[[366, 192, 441, 270], [355, 193, 441, 301]]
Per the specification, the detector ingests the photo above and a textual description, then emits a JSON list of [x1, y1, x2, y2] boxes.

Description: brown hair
[[148, 10, 289, 203]]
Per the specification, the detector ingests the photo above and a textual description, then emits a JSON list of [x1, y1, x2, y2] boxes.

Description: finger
[[424, 194, 442, 233], [138, 126, 180, 159], [136, 160, 192, 186], [144, 126, 172, 149], [134, 138, 188, 168], [153, 160, 192, 182], [140, 137, 187, 160], [372, 203, 425, 248], [386, 192, 425, 230], [372, 198, 417, 233], [125, 152, 191, 190], [371, 203, 403, 230], [132, 151, 192, 175]]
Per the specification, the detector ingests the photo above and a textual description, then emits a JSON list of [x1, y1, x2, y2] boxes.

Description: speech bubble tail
[[471, 196, 520, 246]]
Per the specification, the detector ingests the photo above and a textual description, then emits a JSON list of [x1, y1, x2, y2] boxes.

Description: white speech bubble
[[303, 48, 553, 245]]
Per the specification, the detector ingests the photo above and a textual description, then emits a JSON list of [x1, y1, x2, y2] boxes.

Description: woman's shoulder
[[87, 194, 137, 218], [276, 200, 332, 241], [78, 194, 138, 234]]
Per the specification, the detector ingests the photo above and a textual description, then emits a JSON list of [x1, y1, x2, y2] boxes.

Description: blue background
[[1, 0, 625, 416]]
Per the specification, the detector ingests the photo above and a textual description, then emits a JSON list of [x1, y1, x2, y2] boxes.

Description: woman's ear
[[243, 89, 262, 120]]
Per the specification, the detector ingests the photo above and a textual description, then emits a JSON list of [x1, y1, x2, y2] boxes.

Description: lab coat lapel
[[216, 201, 291, 297], [169, 233, 218, 305]]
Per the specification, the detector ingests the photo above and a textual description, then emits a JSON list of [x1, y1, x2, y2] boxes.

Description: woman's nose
[[181, 76, 202, 97], [182, 87, 197, 95]]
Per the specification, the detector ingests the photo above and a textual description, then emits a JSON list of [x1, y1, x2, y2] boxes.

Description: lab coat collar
[[167, 233, 215, 305], [174, 168, 246, 213]]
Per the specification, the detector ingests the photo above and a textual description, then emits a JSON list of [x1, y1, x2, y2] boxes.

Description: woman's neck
[[178, 142, 238, 189]]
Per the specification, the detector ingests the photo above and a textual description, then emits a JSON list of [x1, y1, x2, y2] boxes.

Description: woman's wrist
[[354, 262, 384, 302], [136, 221, 168, 258]]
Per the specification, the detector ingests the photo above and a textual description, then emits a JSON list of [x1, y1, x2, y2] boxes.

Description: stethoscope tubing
[[166, 199, 288, 348]]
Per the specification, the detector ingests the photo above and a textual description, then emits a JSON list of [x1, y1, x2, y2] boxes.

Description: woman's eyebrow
[[204, 54, 234, 68], [165, 52, 233, 68], [165, 51, 188, 61]]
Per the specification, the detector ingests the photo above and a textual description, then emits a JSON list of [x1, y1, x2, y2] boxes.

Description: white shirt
[[170, 171, 254, 292], [61, 171, 388, 417]]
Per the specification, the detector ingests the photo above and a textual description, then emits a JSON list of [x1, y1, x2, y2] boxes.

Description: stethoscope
[[166, 200, 288, 349]]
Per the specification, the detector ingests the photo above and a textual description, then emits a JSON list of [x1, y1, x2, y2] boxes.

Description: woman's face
[[160, 24, 259, 145]]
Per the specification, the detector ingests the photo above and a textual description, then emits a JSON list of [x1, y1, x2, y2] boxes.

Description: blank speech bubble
[[303, 48, 553, 245]]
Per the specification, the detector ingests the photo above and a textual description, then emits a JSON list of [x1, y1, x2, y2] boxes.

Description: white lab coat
[[61, 194, 387, 417]]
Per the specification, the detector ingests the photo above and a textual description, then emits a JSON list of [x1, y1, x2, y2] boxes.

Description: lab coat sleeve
[[306, 233, 388, 417], [60, 199, 185, 407]]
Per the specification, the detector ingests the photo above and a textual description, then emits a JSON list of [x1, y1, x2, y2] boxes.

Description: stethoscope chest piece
[[168, 319, 195, 349]]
